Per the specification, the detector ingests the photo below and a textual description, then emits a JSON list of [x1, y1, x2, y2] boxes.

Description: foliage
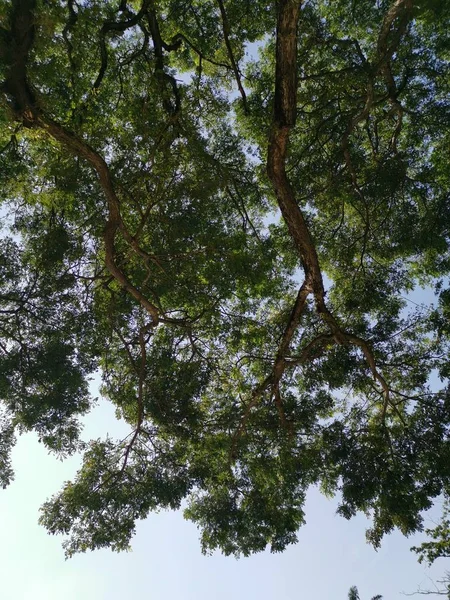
[[348, 586, 382, 600], [413, 499, 450, 565], [0, 0, 449, 559]]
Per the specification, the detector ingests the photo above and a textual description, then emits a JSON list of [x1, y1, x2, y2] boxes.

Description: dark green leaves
[[40, 436, 191, 557]]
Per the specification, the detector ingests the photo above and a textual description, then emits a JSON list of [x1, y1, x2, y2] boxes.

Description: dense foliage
[[0, 0, 449, 559]]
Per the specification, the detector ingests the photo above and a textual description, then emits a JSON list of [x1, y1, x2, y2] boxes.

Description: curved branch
[[376, 0, 413, 68], [2, 0, 160, 324], [272, 280, 310, 385], [93, 0, 151, 90], [344, 333, 391, 419], [285, 333, 336, 367]]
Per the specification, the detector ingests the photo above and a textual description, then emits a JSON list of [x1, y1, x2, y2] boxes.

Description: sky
[[1, 386, 449, 600]]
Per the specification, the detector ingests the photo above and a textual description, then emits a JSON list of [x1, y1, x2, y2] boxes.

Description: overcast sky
[[1, 385, 448, 600]]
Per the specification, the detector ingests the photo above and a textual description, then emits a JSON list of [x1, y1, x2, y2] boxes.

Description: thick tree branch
[[267, 0, 333, 323], [272, 280, 310, 386], [376, 0, 413, 68], [39, 119, 160, 323], [1, 0, 37, 117], [266, 0, 393, 423], [146, 7, 181, 115]]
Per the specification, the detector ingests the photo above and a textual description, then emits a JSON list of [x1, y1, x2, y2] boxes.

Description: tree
[[0, 0, 449, 558], [413, 500, 450, 565], [348, 586, 382, 600]]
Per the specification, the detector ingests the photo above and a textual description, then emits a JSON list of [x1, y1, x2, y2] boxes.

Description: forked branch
[[264, 0, 394, 431]]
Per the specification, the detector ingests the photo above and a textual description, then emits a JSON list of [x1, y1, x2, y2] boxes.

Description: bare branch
[[171, 33, 232, 70]]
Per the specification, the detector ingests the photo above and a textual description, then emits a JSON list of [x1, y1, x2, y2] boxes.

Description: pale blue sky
[[1, 391, 448, 600]]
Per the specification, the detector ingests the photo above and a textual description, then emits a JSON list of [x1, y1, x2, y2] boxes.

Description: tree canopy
[[0, 0, 450, 559], [348, 586, 382, 600]]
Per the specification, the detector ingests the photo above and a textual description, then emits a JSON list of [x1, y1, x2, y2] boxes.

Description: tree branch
[[2, 0, 160, 324], [119, 324, 148, 475], [215, 0, 249, 113], [93, 0, 151, 91], [267, 0, 394, 424]]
